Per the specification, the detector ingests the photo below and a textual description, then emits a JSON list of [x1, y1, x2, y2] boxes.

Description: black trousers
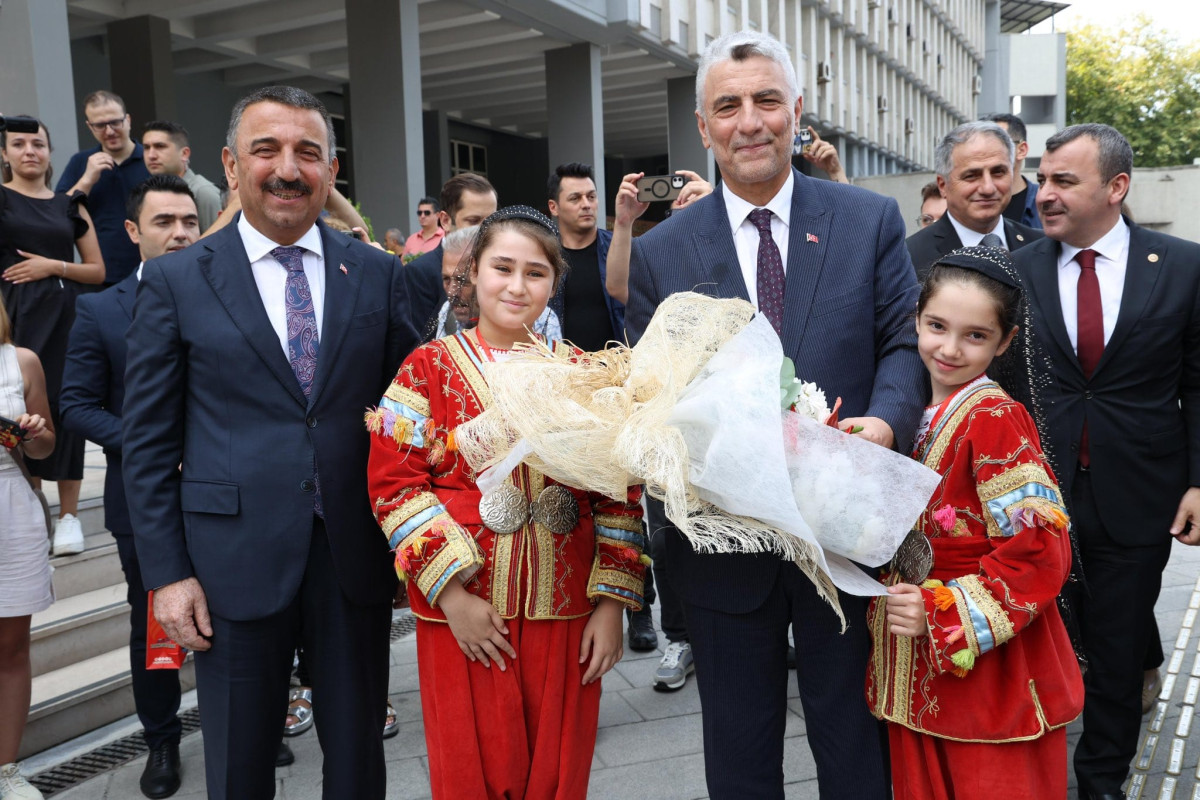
[[1070, 469, 1172, 796], [682, 564, 889, 799], [114, 533, 182, 750], [645, 500, 689, 643], [194, 519, 392, 800]]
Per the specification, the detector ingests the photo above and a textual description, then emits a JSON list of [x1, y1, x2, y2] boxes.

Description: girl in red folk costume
[[366, 206, 645, 800], [867, 244, 1084, 799]]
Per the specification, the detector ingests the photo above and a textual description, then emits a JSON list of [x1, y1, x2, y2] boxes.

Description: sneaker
[[653, 641, 694, 692], [0, 763, 44, 800], [52, 514, 84, 556], [627, 608, 658, 652], [1143, 668, 1163, 715]]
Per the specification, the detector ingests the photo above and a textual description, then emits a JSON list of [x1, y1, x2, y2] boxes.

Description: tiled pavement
[[24, 451, 1200, 798]]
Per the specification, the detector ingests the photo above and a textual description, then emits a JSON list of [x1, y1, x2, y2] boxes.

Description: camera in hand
[[636, 174, 689, 203], [0, 415, 28, 451], [0, 116, 40, 134]]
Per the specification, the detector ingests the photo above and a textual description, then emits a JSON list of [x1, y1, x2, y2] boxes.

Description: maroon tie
[[1075, 248, 1102, 466], [749, 208, 785, 335]]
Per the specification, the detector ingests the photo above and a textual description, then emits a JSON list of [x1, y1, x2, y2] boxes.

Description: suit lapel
[[780, 171, 830, 357], [1095, 225, 1162, 377], [114, 272, 139, 322], [1003, 219, 1029, 250], [198, 223, 307, 407], [307, 224, 364, 408], [1023, 238, 1078, 373], [693, 191, 750, 302]]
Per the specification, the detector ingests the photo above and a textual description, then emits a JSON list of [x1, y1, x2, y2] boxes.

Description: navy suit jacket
[[905, 213, 1042, 281], [121, 218, 420, 620], [627, 169, 926, 613], [60, 272, 139, 536], [1013, 224, 1200, 546]]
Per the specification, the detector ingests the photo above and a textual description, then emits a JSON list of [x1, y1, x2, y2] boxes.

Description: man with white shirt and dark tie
[[121, 86, 419, 799], [1012, 123, 1200, 800], [906, 121, 1042, 280]]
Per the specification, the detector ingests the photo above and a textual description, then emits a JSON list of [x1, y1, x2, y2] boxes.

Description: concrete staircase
[[21, 499, 196, 760]]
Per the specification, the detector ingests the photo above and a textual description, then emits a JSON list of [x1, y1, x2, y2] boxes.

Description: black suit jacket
[[906, 214, 1042, 280], [1013, 224, 1200, 546], [406, 244, 446, 340], [121, 218, 420, 620], [627, 170, 926, 613], [60, 272, 139, 536]]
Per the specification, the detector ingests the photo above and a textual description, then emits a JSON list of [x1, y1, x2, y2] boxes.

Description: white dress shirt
[[1056, 217, 1129, 350], [723, 172, 794, 309], [947, 212, 1007, 249], [237, 214, 327, 356]]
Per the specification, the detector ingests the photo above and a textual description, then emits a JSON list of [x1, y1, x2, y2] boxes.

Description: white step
[[30, 584, 130, 677]]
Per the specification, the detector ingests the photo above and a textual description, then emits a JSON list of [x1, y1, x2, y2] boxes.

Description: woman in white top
[[0, 293, 55, 799]]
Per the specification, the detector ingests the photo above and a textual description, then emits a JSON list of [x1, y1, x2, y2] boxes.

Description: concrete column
[[345, 0, 424, 235], [978, 0, 1006, 115], [545, 43, 606, 222], [107, 16, 176, 124], [422, 110, 451, 199], [0, 0, 78, 176], [667, 76, 715, 184]]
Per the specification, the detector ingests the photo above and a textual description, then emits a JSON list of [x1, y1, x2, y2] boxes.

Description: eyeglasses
[[917, 215, 938, 226], [86, 117, 126, 132], [417, 209, 433, 216]]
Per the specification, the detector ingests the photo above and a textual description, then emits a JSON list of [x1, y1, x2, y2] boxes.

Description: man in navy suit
[[121, 86, 419, 799], [626, 30, 925, 799], [60, 174, 199, 799], [1012, 124, 1200, 800]]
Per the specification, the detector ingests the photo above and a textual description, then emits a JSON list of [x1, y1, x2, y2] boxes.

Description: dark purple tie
[[1075, 248, 1102, 468], [749, 208, 785, 335], [271, 245, 323, 515]]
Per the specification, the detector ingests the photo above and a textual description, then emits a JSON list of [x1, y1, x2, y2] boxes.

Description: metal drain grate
[[30, 707, 203, 797], [391, 610, 417, 641]]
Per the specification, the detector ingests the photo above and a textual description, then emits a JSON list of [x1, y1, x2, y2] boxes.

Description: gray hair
[[1044, 123, 1133, 187], [933, 121, 1015, 179], [442, 224, 480, 256], [695, 30, 800, 115], [225, 85, 336, 163]]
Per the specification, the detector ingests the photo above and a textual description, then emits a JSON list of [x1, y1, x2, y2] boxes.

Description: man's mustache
[[262, 178, 311, 195]]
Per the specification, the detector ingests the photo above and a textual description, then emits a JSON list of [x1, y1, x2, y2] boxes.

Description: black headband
[[478, 205, 559, 238], [932, 244, 1023, 291]]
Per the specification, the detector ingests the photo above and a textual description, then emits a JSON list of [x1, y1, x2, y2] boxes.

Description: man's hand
[[77, 151, 116, 193], [671, 169, 714, 210], [438, 579, 517, 670], [153, 577, 213, 651], [800, 127, 848, 184], [885, 583, 928, 638], [614, 172, 650, 227], [1171, 487, 1200, 545], [579, 597, 624, 684], [840, 416, 895, 449]]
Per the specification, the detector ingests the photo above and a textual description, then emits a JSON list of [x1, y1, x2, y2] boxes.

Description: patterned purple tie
[[271, 246, 320, 396], [271, 245, 323, 516], [749, 208, 785, 335]]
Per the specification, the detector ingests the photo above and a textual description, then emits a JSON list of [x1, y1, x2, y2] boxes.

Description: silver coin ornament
[[891, 529, 934, 585], [479, 483, 527, 535], [531, 485, 580, 534]]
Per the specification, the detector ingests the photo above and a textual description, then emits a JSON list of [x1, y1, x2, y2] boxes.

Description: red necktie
[[749, 208, 785, 335], [1075, 248, 1102, 466]]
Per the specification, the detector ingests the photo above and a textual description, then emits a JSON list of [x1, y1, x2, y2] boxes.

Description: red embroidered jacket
[[366, 332, 645, 622], [866, 377, 1084, 741]]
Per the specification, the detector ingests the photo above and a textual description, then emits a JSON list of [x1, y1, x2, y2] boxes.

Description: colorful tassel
[[363, 407, 385, 435], [422, 418, 437, 442], [411, 536, 432, 558], [933, 585, 957, 612], [933, 504, 956, 533], [392, 417, 414, 446], [619, 547, 641, 564], [944, 625, 964, 644], [921, 578, 944, 590], [426, 438, 446, 466], [446, 429, 458, 452], [394, 550, 411, 582], [950, 648, 976, 677], [638, 554, 654, 567]]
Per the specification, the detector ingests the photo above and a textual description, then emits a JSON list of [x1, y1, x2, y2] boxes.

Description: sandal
[[383, 699, 399, 739], [284, 686, 314, 737]]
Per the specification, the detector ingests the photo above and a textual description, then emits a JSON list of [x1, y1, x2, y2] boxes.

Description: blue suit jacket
[[627, 169, 926, 613], [60, 272, 139, 536], [121, 218, 420, 620]]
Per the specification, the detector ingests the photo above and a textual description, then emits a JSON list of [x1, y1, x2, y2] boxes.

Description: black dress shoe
[[140, 742, 181, 799], [1081, 789, 1126, 800], [627, 610, 658, 652], [275, 741, 295, 767]]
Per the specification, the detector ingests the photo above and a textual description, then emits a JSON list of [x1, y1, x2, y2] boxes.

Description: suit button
[[301, 479, 315, 492], [1070, 443, 1079, 452], [1084, 391, 1093, 400], [306, 416, 318, 428]]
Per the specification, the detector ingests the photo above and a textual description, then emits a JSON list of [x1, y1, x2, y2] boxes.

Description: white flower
[[790, 380, 830, 422]]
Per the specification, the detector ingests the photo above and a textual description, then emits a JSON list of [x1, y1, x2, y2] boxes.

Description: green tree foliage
[[1066, 15, 1200, 167]]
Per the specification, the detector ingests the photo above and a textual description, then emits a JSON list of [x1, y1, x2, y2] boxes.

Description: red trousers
[[417, 614, 601, 800], [889, 723, 1068, 799]]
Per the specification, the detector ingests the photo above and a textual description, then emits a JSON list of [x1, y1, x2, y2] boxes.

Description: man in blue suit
[[121, 86, 419, 799], [61, 174, 199, 799], [626, 31, 925, 799]]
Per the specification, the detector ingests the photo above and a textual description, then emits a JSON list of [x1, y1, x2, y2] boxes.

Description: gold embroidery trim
[[527, 468, 558, 619], [384, 382, 431, 417], [921, 384, 1008, 469], [443, 334, 493, 410], [379, 492, 441, 540], [976, 462, 1061, 505], [415, 528, 482, 604], [593, 513, 642, 534], [957, 574, 1016, 648], [489, 475, 518, 616], [587, 568, 644, 601]]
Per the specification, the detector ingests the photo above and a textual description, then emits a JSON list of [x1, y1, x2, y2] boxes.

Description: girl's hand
[[579, 597, 625, 684], [438, 579, 517, 670], [15, 413, 46, 441], [886, 583, 929, 638], [3, 250, 60, 284]]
